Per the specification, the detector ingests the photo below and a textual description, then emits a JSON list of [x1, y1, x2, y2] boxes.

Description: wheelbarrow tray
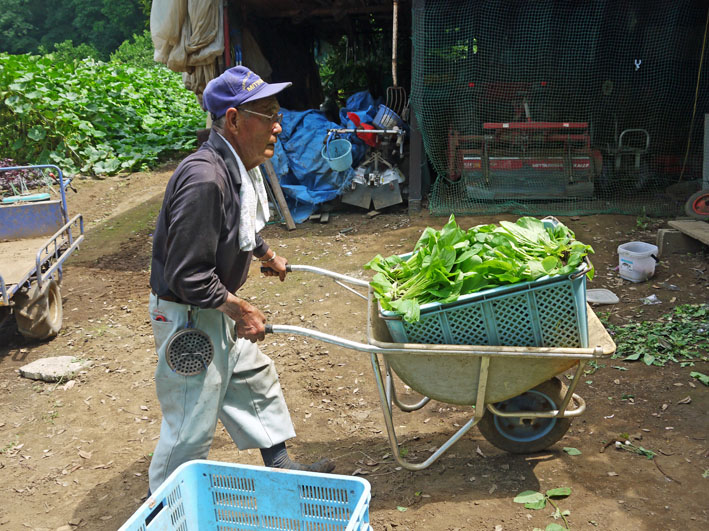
[[367, 287, 613, 405], [0, 204, 83, 306]]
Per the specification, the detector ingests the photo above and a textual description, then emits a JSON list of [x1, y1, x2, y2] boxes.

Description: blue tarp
[[270, 91, 380, 223]]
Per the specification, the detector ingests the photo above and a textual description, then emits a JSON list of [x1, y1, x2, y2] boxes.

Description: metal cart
[[0, 165, 84, 339]]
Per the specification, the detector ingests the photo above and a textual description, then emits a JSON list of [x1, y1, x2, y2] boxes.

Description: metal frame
[[0, 165, 84, 306], [267, 265, 606, 471]]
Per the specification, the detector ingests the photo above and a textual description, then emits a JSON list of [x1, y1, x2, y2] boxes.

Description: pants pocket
[[151, 320, 175, 350]]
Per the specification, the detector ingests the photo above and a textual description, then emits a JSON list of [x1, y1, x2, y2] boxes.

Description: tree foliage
[[110, 30, 156, 67], [0, 0, 148, 59], [37, 40, 101, 63]]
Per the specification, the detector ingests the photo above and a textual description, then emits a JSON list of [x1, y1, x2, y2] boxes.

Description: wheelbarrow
[[265, 265, 616, 471]]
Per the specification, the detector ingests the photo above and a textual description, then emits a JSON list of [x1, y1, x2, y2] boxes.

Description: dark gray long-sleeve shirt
[[149, 130, 269, 308]]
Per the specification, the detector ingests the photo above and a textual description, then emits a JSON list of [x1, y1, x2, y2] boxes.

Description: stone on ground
[[19, 356, 92, 382]]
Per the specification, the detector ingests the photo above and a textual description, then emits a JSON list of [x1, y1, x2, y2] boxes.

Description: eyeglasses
[[239, 108, 284, 125]]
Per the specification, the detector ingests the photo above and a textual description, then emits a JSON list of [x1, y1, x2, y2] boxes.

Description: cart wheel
[[684, 189, 709, 220], [14, 279, 63, 340], [477, 377, 572, 454]]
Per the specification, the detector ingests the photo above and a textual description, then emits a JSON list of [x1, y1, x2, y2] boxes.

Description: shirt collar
[[216, 132, 240, 161], [209, 130, 242, 185]]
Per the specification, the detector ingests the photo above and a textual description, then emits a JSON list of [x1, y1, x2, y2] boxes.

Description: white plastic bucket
[[617, 241, 658, 282]]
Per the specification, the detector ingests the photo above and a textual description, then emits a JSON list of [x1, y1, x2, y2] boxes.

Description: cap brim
[[241, 81, 293, 105]]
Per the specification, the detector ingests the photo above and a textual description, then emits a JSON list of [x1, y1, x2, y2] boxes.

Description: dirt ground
[[1, 163, 707, 531]]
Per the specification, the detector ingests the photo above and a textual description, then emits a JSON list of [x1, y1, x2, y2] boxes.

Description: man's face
[[233, 96, 282, 170]]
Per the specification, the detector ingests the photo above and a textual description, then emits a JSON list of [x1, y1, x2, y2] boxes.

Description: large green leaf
[[546, 487, 572, 498], [525, 498, 547, 510], [27, 127, 46, 141]]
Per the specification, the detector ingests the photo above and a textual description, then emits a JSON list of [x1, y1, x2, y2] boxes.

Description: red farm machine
[[446, 82, 603, 200]]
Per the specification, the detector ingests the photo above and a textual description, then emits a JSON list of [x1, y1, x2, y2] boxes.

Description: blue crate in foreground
[[119, 460, 371, 531]]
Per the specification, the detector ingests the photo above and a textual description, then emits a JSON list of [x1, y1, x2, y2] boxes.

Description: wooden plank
[[667, 220, 709, 246], [261, 160, 296, 231]]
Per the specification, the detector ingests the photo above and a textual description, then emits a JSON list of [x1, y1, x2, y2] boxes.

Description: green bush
[[110, 30, 156, 67], [0, 52, 205, 177], [37, 40, 101, 62]]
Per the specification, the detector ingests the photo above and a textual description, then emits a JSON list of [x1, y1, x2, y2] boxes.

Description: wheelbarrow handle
[[260, 264, 369, 287]]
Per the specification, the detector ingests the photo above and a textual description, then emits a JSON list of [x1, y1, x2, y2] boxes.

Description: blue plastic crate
[[380, 264, 589, 348], [119, 460, 371, 531]]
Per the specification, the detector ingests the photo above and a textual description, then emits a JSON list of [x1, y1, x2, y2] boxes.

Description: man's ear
[[225, 107, 239, 133]]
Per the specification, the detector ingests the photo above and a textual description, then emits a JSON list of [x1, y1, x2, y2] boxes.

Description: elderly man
[[147, 66, 334, 493]]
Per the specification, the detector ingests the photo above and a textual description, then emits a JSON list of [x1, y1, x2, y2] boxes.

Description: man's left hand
[[261, 254, 288, 281]]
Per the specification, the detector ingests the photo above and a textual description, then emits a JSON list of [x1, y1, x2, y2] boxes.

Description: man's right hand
[[217, 292, 266, 342]]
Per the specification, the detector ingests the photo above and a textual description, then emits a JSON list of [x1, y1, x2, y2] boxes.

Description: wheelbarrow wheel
[[477, 377, 572, 454], [14, 279, 63, 340]]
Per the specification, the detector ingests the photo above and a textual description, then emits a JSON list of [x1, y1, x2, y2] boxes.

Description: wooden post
[[262, 160, 296, 231], [408, 0, 425, 214]]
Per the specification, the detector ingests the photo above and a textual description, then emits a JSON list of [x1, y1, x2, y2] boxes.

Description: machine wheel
[[14, 279, 63, 340], [684, 189, 709, 220], [477, 377, 572, 454]]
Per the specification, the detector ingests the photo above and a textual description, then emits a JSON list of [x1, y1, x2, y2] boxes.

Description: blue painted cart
[[0, 165, 84, 339]]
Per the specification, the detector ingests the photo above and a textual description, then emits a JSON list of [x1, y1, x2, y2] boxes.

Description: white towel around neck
[[217, 133, 270, 251]]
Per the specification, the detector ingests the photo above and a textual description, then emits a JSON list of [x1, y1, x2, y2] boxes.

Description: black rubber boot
[[261, 442, 335, 473]]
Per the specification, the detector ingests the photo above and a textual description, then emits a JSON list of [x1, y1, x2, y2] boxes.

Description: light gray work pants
[[147, 293, 295, 492]]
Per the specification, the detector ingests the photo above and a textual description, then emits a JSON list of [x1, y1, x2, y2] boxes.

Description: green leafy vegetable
[[0, 52, 205, 178], [690, 372, 709, 386], [515, 487, 573, 529], [546, 487, 572, 498], [514, 490, 546, 507], [365, 215, 594, 322], [608, 304, 708, 367], [618, 440, 656, 459]]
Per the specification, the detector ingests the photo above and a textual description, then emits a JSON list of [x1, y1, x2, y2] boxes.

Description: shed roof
[[235, 0, 393, 21]]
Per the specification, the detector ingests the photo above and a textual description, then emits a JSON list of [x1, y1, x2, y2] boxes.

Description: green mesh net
[[411, 0, 709, 217]]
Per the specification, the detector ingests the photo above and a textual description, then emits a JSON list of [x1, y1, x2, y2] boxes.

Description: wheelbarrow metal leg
[[384, 360, 431, 413], [473, 356, 491, 422], [558, 360, 587, 414], [370, 352, 484, 471], [486, 394, 586, 419], [485, 363, 588, 419]]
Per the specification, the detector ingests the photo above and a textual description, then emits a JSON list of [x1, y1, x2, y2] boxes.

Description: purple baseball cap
[[202, 66, 292, 117]]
